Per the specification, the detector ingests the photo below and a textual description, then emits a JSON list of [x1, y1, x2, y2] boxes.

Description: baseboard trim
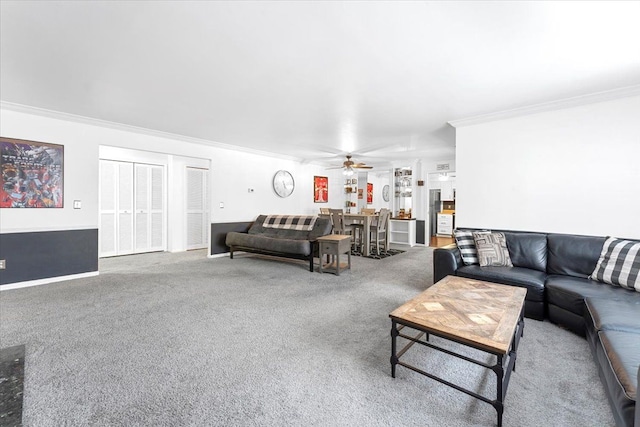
[[0, 271, 99, 291], [207, 253, 230, 259]]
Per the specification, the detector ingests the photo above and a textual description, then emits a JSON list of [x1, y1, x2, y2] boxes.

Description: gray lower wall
[[0, 228, 98, 285], [210, 222, 253, 255], [416, 220, 425, 244]]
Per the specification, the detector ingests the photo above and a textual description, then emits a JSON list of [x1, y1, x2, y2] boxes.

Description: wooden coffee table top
[[390, 276, 526, 354]]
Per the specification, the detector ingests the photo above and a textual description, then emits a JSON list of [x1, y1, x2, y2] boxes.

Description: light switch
[[219, 202, 224, 208], [73, 200, 82, 209]]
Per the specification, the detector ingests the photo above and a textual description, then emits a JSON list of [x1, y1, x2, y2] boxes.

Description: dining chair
[[369, 208, 390, 256], [320, 207, 330, 214], [329, 208, 359, 251]]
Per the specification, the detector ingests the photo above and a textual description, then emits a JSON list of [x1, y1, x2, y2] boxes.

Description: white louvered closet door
[[99, 160, 118, 257], [99, 160, 134, 257], [117, 162, 134, 255], [134, 163, 165, 253], [186, 167, 209, 250]]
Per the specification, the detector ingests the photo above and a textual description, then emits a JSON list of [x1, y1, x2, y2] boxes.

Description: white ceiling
[[1, 1, 639, 168]]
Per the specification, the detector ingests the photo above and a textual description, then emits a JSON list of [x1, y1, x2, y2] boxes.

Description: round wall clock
[[273, 170, 295, 198], [382, 184, 390, 202]]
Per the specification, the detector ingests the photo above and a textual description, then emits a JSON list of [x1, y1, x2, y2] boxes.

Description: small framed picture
[[314, 176, 328, 203]]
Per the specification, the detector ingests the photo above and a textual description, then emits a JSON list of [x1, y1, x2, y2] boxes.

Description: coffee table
[[389, 275, 526, 427]]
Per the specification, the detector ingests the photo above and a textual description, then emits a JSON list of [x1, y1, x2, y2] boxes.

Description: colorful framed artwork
[[357, 188, 364, 199], [313, 175, 328, 203], [367, 182, 373, 204], [0, 137, 64, 208]]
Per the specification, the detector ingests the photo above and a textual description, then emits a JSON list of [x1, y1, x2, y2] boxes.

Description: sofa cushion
[[595, 330, 640, 426], [584, 298, 640, 334], [504, 232, 547, 272], [590, 237, 640, 292], [545, 275, 638, 316], [547, 234, 605, 278], [226, 233, 312, 256], [473, 232, 513, 267], [456, 265, 546, 302]]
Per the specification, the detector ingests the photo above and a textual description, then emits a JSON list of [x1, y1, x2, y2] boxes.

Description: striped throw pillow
[[454, 230, 490, 265], [590, 237, 640, 292]]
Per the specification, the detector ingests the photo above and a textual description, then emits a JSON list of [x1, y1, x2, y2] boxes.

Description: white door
[[186, 167, 209, 250], [134, 163, 165, 253], [99, 160, 118, 257], [99, 160, 134, 257], [117, 162, 135, 255], [99, 160, 164, 257]]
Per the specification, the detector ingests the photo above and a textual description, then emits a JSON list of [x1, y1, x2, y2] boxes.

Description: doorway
[[428, 171, 456, 248]]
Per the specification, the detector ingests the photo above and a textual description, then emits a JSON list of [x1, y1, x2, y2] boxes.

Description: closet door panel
[[117, 162, 134, 255], [134, 164, 150, 253], [186, 167, 209, 250], [99, 160, 117, 257], [149, 166, 165, 251]]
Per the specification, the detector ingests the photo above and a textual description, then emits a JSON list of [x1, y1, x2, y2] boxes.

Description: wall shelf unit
[[394, 167, 413, 218], [389, 219, 416, 247]]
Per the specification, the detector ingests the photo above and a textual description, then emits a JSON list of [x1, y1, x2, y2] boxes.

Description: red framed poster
[[313, 176, 328, 203], [367, 182, 373, 204]]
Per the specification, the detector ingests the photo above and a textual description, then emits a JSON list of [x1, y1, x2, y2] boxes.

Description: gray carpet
[[0, 247, 615, 426]]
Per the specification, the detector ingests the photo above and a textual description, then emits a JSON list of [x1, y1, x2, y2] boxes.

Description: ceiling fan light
[[343, 166, 354, 176]]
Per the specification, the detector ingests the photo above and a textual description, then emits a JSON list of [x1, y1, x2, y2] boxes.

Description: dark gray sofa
[[433, 230, 640, 426], [225, 215, 333, 271]]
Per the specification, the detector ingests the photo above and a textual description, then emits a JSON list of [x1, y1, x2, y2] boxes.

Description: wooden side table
[[318, 234, 352, 275]]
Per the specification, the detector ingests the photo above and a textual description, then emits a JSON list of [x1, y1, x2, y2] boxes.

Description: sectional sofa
[[433, 230, 639, 427]]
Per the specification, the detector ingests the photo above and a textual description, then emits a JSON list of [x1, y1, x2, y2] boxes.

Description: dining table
[[319, 212, 389, 257]]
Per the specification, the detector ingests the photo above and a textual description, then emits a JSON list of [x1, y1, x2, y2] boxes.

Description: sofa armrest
[[433, 243, 462, 283]]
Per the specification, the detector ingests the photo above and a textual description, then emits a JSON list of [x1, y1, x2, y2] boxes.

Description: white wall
[[366, 171, 392, 211], [455, 95, 640, 239], [0, 107, 334, 240], [0, 110, 99, 232]]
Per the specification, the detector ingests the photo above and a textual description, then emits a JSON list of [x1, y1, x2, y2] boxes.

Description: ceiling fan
[[326, 155, 373, 176]]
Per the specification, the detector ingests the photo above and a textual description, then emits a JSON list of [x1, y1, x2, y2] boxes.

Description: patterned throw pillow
[[590, 237, 640, 292], [473, 232, 513, 267], [454, 230, 489, 265]]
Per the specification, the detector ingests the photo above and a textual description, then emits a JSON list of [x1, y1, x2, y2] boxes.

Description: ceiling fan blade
[[325, 165, 345, 169], [353, 165, 373, 169]]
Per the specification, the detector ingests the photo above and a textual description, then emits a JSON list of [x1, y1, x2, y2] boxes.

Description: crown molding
[[448, 84, 640, 128], [0, 101, 302, 162]]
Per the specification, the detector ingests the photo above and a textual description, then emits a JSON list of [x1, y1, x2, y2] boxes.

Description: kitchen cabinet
[[441, 181, 454, 201], [390, 219, 416, 247], [437, 214, 454, 236]]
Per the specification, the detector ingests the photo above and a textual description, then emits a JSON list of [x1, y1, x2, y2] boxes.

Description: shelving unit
[[389, 219, 416, 247], [394, 167, 412, 218], [344, 177, 357, 213]]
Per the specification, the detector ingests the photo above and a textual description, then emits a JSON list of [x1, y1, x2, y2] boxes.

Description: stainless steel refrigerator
[[429, 189, 441, 239]]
